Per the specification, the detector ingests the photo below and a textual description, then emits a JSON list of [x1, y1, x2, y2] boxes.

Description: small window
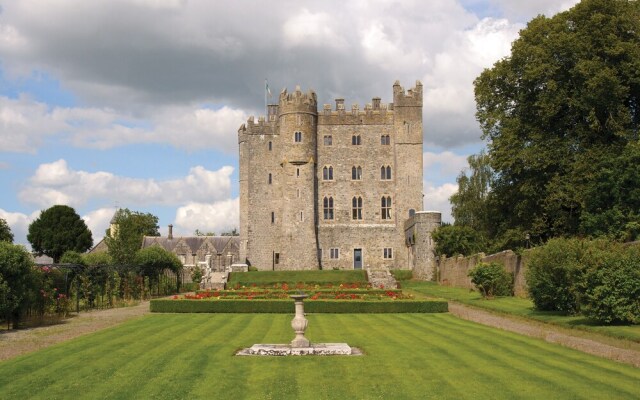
[[323, 196, 334, 220], [352, 135, 361, 145], [323, 166, 334, 181], [381, 135, 390, 145], [351, 166, 362, 180], [383, 248, 393, 259], [294, 131, 302, 142], [409, 209, 416, 217], [381, 196, 392, 220], [271, 212, 275, 224], [274, 252, 280, 264], [268, 173, 272, 184], [352, 196, 363, 220], [324, 135, 332, 146], [297, 168, 300, 177], [300, 211, 303, 221], [381, 165, 392, 180], [330, 248, 339, 259], [268, 141, 272, 151]]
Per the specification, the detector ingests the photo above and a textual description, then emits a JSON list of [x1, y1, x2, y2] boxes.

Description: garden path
[[0, 301, 149, 362], [449, 302, 640, 368]]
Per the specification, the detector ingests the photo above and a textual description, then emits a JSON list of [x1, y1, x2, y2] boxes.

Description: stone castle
[[238, 81, 441, 277]]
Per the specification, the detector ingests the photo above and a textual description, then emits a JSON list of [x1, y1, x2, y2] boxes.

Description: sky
[[0, 0, 580, 248]]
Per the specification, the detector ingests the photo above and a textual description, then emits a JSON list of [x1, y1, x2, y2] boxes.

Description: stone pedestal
[[290, 294, 310, 348]]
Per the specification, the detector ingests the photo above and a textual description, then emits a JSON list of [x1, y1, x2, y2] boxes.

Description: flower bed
[[193, 288, 403, 299], [150, 298, 448, 313]]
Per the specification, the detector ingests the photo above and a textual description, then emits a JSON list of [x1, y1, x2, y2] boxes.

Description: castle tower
[[276, 86, 319, 270]]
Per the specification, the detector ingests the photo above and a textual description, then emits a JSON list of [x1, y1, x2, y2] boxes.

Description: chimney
[[168, 224, 173, 240]]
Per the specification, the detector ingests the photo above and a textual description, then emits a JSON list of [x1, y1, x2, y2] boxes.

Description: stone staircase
[[366, 267, 398, 289], [201, 271, 228, 290]]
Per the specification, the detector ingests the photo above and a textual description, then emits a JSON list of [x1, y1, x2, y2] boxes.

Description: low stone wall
[[437, 250, 529, 297]]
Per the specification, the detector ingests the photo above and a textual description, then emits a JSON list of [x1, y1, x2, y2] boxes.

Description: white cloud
[[424, 151, 469, 178], [20, 159, 234, 208], [423, 182, 458, 223], [0, 208, 39, 247], [283, 9, 347, 50], [174, 198, 239, 236], [82, 207, 116, 246], [0, 95, 247, 153]]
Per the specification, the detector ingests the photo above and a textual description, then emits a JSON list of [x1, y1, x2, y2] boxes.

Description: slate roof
[[141, 235, 240, 254]]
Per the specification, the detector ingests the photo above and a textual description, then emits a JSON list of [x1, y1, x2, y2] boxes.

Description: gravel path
[[0, 302, 149, 362], [449, 302, 640, 368]]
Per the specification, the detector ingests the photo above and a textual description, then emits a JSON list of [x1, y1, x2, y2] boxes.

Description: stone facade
[[239, 81, 437, 272], [404, 211, 442, 280]]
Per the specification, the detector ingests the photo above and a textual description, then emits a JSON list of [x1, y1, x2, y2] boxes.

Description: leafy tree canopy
[[134, 245, 182, 279], [106, 208, 159, 265], [27, 205, 93, 262], [0, 218, 13, 243], [0, 241, 36, 326], [471, 0, 640, 247], [431, 224, 486, 257]]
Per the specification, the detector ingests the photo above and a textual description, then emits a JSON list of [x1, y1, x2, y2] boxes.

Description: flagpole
[[265, 78, 267, 117]]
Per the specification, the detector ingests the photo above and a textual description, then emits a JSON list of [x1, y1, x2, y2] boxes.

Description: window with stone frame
[[330, 248, 339, 259], [323, 196, 334, 220], [352, 196, 363, 220], [351, 165, 362, 180], [294, 131, 302, 142], [352, 134, 361, 145], [381, 196, 392, 220], [324, 135, 332, 146], [380, 165, 392, 180], [323, 166, 334, 181], [383, 248, 393, 259], [381, 135, 390, 145]]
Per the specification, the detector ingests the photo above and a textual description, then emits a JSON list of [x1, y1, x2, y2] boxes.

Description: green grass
[[0, 313, 638, 399], [404, 281, 640, 343], [228, 270, 368, 286]]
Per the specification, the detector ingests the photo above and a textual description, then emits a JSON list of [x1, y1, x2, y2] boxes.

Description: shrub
[[390, 269, 413, 281], [150, 298, 448, 313], [526, 238, 587, 313], [0, 242, 36, 328], [582, 246, 640, 324], [467, 262, 512, 298]]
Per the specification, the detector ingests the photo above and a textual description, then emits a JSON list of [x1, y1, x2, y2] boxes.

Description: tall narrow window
[[351, 166, 362, 180], [323, 196, 334, 220], [381, 165, 392, 180], [352, 196, 363, 220], [274, 252, 280, 264], [268, 141, 272, 151], [381, 135, 390, 145], [324, 135, 332, 146], [300, 211, 303, 221], [352, 135, 361, 145], [294, 131, 302, 142], [271, 212, 275, 224], [323, 166, 334, 181], [381, 196, 392, 220], [268, 173, 272, 184], [297, 168, 300, 177], [383, 248, 393, 259]]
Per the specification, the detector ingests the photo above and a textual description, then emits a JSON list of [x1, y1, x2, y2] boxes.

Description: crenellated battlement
[[238, 115, 277, 137], [393, 80, 423, 107], [278, 85, 317, 115]]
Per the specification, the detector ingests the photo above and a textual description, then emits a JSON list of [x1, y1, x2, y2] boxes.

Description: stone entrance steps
[[366, 268, 398, 289]]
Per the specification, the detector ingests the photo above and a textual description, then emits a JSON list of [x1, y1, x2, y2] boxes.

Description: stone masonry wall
[[437, 250, 530, 297]]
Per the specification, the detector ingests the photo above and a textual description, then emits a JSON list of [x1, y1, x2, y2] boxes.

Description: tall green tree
[[106, 208, 160, 265], [27, 205, 93, 262], [0, 242, 35, 328], [474, 0, 640, 244], [0, 218, 13, 243]]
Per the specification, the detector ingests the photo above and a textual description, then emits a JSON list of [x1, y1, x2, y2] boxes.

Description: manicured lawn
[[404, 281, 640, 343], [228, 270, 368, 287], [1, 313, 638, 399]]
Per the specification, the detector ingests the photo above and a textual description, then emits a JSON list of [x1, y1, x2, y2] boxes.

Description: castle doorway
[[353, 249, 362, 269]]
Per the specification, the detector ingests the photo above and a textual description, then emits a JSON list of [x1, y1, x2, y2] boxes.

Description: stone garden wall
[[437, 250, 530, 297]]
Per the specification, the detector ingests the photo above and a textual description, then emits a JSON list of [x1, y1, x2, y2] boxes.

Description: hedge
[[150, 299, 448, 313], [390, 269, 413, 281], [227, 270, 368, 287], [195, 288, 403, 296]]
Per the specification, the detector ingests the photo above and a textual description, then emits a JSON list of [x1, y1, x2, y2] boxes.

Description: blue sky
[[0, 0, 579, 248]]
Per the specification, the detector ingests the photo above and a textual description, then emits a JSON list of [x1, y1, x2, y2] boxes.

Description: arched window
[[381, 165, 392, 180], [323, 196, 334, 220], [352, 134, 361, 145], [323, 166, 334, 180], [381, 135, 390, 145], [294, 131, 302, 142], [381, 196, 392, 220], [352, 196, 363, 220], [351, 166, 362, 180]]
